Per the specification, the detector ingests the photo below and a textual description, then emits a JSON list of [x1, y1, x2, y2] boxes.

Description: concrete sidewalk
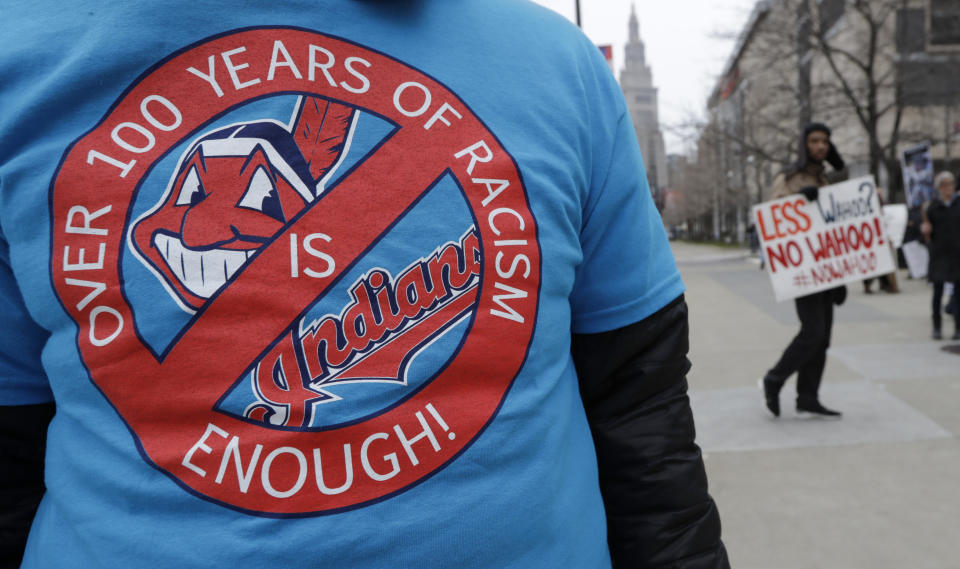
[[673, 241, 960, 569]]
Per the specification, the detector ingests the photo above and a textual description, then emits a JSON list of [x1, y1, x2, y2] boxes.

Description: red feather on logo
[[293, 97, 356, 185]]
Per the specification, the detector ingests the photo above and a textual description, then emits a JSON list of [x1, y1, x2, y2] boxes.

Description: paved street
[[673, 241, 960, 569]]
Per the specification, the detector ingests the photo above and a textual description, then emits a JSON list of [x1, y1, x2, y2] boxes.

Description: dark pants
[[767, 291, 833, 402], [932, 281, 960, 331]]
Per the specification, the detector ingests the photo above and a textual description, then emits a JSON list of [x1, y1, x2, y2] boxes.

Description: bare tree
[[669, 0, 956, 242], [660, 121, 725, 240], [806, 0, 909, 195], [694, 0, 926, 203]]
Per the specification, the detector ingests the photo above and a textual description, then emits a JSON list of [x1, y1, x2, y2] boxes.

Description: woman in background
[[922, 171, 960, 340]]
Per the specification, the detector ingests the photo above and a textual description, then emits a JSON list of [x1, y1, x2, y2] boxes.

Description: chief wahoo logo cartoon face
[[52, 27, 543, 515], [132, 97, 356, 311]]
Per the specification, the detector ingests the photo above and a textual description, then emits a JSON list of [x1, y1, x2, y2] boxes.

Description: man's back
[[0, 1, 688, 567]]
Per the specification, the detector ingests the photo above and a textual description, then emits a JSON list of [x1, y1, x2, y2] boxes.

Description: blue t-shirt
[[0, 1, 683, 567]]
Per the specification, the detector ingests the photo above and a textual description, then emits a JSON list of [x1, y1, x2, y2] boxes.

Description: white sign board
[[753, 176, 897, 302], [882, 204, 908, 249], [901, 240, 929, 279]]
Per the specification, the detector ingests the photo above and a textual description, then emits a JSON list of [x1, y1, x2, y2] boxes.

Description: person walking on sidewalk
[[921, 171, 960, 340], [762, 123, 846, 419]]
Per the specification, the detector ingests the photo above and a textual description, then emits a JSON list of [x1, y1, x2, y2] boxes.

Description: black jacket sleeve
[[571, 295, 729, 569], [0, 402, 54, 569]]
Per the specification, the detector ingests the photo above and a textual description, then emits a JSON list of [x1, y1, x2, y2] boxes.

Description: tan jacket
[[769, 163, 829, 200]]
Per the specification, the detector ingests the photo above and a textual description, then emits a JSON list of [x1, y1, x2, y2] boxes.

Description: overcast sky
[[529, 0, 759, 154]]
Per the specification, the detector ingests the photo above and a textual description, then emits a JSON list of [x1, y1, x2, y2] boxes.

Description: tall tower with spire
[[620, 3, 668, 200]]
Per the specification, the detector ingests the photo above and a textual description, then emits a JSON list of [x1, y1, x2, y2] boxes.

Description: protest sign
[[901, 143, 935, 208], [882, 204, 908, 249], [901, 240, 929, 279], [753, 176, 897, 302]]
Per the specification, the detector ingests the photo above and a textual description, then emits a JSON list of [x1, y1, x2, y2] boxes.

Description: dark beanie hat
[[804, 122, 831, 138], [801, 122, 845, 171]]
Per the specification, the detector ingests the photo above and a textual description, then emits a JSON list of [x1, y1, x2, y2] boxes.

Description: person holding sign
[[921, 171, 960, 340], [762, 123, 846, 419]]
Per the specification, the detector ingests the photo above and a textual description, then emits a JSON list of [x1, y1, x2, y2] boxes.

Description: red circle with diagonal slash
[[49, 28, 540, 515]]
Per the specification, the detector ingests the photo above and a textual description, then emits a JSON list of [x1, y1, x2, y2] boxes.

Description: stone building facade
[[699, 0, 960, 241]]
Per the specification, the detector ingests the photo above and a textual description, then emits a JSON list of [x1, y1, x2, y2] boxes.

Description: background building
[[671, 0, 960, 243], [619, 3, 669, 208]]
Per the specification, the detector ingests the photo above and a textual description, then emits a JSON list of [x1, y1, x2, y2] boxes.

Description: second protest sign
[[753, 176, 896, 302]]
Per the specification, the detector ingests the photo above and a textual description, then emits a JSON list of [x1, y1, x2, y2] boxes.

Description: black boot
[[762, 375, 784, 417], [797, 397, 842, 419]]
